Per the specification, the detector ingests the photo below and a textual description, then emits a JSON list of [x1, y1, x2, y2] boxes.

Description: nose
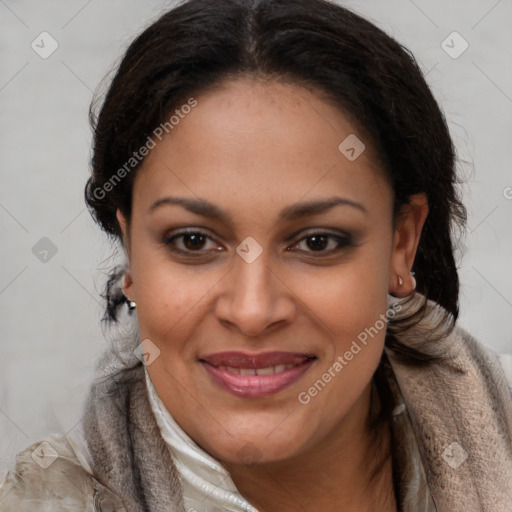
[[215, 250, 296, 338]]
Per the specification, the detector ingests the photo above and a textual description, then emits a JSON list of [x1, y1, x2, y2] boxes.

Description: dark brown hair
[[84, 0, 467, 366]]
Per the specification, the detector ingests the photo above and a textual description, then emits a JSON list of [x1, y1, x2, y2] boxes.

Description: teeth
[[218, 364, 296, 375], [255, 367, 275, 375]]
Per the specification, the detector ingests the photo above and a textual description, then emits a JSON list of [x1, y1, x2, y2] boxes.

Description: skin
[[116, 76, 428, 511]]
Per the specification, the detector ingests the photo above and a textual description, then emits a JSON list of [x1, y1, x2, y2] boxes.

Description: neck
[[222, 380, 397, 512]]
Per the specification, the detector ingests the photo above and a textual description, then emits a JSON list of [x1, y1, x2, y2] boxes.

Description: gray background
[[1, 0, 511, 468]]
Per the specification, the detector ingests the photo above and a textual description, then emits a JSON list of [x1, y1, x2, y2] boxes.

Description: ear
[[116, 208, 135, 298], [388, 193, 428, 298], [116, 208, 131, 256]]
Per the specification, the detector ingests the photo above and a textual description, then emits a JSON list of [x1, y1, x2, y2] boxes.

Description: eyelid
[[286, 227, 351, 242]]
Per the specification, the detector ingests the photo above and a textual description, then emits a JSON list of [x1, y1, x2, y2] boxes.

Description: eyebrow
[[147, 195, 367, 222]]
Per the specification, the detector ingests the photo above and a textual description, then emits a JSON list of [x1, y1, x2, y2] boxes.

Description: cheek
[[303, 272, 388, 375], [294, 274, 388, 433], [129, 250, 217, 352], [132, 251, 226, 366], [296, 245, 391, 389], [300, 245, 391, 340]]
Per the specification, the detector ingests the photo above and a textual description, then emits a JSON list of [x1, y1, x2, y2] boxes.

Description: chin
[[200, 422, 310, 466]]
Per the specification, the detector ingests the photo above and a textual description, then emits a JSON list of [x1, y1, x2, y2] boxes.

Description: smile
[[199, 351, 316, 398]]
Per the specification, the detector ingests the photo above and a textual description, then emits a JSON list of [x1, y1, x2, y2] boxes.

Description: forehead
[[132, 77, 391, 221]]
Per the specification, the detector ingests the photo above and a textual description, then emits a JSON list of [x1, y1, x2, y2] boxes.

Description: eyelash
[[162, 228, 354, 258]]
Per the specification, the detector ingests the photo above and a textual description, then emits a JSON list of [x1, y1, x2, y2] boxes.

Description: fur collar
[[386, 293, 512, 510], [3, 293, 510, 511], [81, 293, 512, 511]]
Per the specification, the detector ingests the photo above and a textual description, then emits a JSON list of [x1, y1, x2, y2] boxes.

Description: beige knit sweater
[[1, 295, 511, 511]]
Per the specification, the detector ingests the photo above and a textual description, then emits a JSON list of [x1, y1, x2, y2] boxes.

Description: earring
[[124, 294, 136, 311], [393, 271, 416, 296]]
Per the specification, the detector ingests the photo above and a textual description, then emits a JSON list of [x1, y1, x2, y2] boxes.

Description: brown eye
[[163, 230, 219, 255], [181, 232, 207, 250], [289, 232, 352, 255], [305, 234, 330, 251]]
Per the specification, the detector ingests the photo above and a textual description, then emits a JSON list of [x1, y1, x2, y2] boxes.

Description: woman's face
[[117, 77, 427, 465]]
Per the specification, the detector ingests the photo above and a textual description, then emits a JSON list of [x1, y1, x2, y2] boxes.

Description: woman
[[1, 0, 511, 510]]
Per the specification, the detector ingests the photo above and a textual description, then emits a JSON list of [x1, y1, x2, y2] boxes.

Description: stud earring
[[124, 294, 136, 311], [398, 275, 403, 287]]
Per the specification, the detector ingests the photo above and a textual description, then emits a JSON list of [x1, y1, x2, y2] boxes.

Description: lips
[[199, 351, 315, 369], [199, 351, 316, 398]]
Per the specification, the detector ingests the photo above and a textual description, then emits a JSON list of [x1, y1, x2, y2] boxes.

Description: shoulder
[[0, 433, 124, 511], [458, 325, 512, 398]]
